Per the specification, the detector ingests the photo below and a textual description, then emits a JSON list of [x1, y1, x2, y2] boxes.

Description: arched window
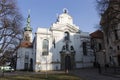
[[42, 39, 49, 55], [64, 32, 70, 41]]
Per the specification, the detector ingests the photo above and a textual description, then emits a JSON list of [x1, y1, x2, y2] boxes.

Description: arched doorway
[[60, 52, 75, 70], [65, 55, 71, 70]]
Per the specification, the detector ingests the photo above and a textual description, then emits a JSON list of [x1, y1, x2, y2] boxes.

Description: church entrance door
[[60, 52, 75, 70], [24, 63, 28, 70], [65, 55, 71, 70]]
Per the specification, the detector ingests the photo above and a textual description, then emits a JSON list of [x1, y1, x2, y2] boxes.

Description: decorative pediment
[[50, 23, 80, 33]]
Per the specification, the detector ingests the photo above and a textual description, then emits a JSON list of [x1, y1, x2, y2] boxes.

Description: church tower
[[23, 11, 32, 42]]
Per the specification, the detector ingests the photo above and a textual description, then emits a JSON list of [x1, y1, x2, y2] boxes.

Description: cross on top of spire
[[27, 9, 31, 24]]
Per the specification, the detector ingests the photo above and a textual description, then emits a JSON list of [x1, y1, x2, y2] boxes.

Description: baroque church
[[16, 9, 94, 72]]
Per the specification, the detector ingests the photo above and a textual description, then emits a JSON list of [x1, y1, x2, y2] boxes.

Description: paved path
[[0, 70, 65, 76], [1, 68, 120, 80], [70, 68, 120, 80]]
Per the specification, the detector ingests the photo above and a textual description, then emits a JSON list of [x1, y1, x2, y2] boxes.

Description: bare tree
[[0, 0, 23, 65], [96, 0, 120, 33], [96, 0, 120, 68], [96, 0, 120, 20], [96, 0, 109, 15]]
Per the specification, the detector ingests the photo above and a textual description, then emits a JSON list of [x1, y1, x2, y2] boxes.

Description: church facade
[[16, 9, 94, 72]]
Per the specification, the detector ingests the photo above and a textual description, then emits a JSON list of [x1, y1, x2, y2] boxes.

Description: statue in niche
[[70, 46, 74, 51]]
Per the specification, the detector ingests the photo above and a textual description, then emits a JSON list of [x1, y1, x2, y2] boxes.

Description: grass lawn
[[0, 73, 82, 80]]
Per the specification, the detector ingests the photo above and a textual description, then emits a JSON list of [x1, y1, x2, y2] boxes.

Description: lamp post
[[102, 50, 106, 65], [45, 55, 48, 78]]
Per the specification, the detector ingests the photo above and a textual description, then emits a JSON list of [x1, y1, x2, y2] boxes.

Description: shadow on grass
[[0, 73, 82, 80]]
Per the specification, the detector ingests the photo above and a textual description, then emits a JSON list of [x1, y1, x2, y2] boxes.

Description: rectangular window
[[117, 46, 120, 50], [42, 51, 48, 56], [83, 42, 87, 56], [98, 43, 102, 51], [24, 63, 28, 70], [25, 52, 29, 63], [52, 38, 56, 48], [114, 30, 118, 40], [42, 39, 49, 56]]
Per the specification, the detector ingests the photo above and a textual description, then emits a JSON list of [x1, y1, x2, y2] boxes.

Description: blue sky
[[17, 0, 100, 33]]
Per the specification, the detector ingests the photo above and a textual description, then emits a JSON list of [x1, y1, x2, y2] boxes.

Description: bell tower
[[23, 10, 32, 42]]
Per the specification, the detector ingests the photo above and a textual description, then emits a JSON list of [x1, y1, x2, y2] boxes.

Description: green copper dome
[[24, 26, 32, 31]]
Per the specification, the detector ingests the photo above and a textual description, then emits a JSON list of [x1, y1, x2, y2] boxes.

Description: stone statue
[[70, 46, 74, 50], [66, 43, 69, 51]]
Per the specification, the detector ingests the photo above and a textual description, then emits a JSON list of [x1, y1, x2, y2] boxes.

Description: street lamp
[[45, 54, 48, 78]]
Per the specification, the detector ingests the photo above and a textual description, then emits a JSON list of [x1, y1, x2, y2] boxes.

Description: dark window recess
[[98, 43, 102, 51], [24, 63, 28, 70], [114, 30, 118, 40], [25, 35, 30, 41], [83, 42, 87, 56], [52, 39, 56, 48], [117, 46, 120, 50], [25, 54, 29, 63]]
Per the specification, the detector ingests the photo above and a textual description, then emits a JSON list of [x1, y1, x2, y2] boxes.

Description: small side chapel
[[16, 9, 94, 72]]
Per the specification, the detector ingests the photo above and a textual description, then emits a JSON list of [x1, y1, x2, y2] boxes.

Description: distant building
[[16, 9, 94, 72], [90, 30, 105, 67]]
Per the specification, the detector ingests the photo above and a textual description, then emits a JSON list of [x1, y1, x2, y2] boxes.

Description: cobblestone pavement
[[70, 68, 120, 80]]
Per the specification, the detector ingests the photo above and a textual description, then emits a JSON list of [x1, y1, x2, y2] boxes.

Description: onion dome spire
[[24, 10, 32, 31]]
